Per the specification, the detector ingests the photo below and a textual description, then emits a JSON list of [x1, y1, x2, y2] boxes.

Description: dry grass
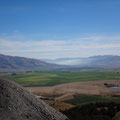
[[26, 80, 120, 101], [44, 100, 74, 111]]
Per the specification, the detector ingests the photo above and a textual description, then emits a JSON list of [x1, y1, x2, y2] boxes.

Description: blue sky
[[0, 0, 120, 59]]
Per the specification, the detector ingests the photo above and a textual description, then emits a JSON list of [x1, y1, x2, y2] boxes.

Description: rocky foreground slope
[[0, 78, 68, 120]]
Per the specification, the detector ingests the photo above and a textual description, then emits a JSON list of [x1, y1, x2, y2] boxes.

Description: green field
[[1, 71, 120, 87], [65, 94, 120, 106]]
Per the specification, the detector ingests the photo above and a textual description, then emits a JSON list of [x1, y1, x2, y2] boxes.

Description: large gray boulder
[[0, 78, 69, 120]]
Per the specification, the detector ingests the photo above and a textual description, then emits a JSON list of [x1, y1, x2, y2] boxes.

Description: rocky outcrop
[[0, 78, 68, 120]]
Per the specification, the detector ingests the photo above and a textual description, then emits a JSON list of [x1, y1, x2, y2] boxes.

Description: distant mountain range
[[42, 55, 120, 68], [0, 54, 60, 70], [0, 54, 120, 72]]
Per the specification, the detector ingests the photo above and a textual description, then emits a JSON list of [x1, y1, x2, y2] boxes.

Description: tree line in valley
[[62, 102, 120, 120]]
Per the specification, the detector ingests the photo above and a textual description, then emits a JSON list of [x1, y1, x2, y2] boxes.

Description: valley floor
[[26, 80, 120, 101]]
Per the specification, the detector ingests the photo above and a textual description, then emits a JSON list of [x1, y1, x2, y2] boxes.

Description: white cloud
[[0, 35, 120, 59]]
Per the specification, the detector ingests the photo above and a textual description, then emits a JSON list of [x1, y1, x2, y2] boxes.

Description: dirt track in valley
[[26, 80, 120, 101]]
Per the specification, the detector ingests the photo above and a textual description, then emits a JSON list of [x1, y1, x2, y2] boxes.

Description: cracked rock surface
[[0, 78, 69, 120]]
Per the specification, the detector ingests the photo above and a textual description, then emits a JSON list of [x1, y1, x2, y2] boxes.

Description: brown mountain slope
[[0, 54, 60, 70]]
